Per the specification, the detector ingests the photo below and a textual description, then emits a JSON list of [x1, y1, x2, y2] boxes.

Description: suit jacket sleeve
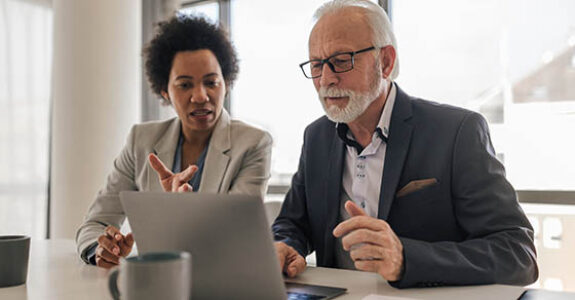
[[75, 125, 137, 263], [392, 112, 538, 288], [272, 127, 315, 258], [227, 131, 273, 200]]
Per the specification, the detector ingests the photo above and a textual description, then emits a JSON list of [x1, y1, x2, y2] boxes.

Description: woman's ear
[[160, 90, 170, 103]]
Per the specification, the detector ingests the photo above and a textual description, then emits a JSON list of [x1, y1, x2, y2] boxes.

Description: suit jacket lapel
[[324, 126, 345, 266], [378, 84, 413, 220], [198, 109, 231, 193], [147, 118, 181, 191]]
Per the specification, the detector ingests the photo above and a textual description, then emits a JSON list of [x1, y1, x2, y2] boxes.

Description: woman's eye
[[177, 82, 192, 89], [205, 80, 219, 88]]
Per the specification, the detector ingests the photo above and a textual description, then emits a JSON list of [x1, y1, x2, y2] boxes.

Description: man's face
[[309, 8, 385, 123]]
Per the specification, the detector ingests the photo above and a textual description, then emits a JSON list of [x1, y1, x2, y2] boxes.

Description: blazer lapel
[[378, 84, 414, 220], [324, 126, 345, 266], [147, 118, 181, 191], [198, 109, 231, 193]]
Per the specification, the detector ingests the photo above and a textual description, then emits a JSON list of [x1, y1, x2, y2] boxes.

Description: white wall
[[50, 0, 141, 238]]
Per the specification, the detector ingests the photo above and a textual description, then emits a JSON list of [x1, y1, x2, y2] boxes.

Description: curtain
[[0, 0, 52, 237]]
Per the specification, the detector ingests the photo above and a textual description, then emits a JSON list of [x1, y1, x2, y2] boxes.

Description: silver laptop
[[119, 191, 346, 300]]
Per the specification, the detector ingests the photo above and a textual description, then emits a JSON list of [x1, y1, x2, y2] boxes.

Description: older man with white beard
[[272, 0, 537, 288]]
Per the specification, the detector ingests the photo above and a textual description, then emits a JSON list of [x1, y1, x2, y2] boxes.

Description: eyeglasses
[[299, 46, 376, 79]]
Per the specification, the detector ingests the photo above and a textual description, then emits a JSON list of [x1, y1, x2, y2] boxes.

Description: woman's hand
[[148, 153, 197, 192], [95, 226, 134, 268]]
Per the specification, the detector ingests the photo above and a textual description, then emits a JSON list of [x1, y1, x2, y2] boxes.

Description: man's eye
[[333, 58, 350, 64], [311, 62, 323, 69]]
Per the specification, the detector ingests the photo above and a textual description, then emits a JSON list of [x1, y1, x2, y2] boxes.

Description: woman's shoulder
[[228, 119, 272, 145], [129, 117, 179, 144]]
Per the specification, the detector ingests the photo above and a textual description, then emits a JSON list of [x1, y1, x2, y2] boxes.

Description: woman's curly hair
[[143, 14, 239, 102]]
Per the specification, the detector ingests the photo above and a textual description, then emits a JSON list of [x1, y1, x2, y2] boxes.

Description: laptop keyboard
[[287, 292, 326, 300]]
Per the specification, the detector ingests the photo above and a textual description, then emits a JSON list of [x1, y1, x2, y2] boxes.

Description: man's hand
[[333, 201, 404, 281], [95, 225, 134, 269], [148, 153, 197, 192], [274, 242, 306, 278]]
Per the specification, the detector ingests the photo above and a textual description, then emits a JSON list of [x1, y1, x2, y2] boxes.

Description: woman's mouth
[[190, 109, 213, 117]]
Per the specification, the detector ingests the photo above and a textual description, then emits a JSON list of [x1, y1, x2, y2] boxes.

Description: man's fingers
[[354, 259, 381, 273], [341, 228, 385, 251], [333, 216, 389, 238], [286, 255, 306, 278], [349, 243, 384, 261], [148, 153, 173, 180], [98, 235, 120, 255], [345, 200, 367, 217]]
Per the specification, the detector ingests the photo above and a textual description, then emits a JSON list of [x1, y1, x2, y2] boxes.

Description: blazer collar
[[378, 83, 414, 220], [149, 109, 232, 193], [152, 117, 181, 173], [197, 109, 231, 192]]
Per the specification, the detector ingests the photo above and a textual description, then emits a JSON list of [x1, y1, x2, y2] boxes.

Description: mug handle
[[108, 268, 121, 300]]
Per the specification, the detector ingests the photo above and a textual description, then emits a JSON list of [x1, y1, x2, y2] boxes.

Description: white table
[[0, 239, 565, 300]]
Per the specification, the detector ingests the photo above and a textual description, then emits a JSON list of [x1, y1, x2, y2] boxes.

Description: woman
[[76, 15, 272, 268]]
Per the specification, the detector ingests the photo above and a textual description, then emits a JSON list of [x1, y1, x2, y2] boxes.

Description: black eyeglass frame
[[299, 46, 377, 79]]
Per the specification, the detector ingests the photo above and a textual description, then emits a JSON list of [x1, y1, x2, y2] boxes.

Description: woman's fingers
[[148, 153, 173, 180]]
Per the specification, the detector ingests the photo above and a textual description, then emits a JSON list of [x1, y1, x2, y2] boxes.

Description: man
[[273, 0, 537, 288]]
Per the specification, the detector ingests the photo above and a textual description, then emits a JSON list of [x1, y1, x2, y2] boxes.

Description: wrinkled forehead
[[309, 7, 373, 57]]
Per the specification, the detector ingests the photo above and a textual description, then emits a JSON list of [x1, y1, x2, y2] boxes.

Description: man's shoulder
[[304, 115, 336, 136], [406, 95, 484, 129]]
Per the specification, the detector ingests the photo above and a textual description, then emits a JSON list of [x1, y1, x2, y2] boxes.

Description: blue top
[[171, 132, 208, 191]]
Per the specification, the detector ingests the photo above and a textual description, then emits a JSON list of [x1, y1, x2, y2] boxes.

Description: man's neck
[[347, 81, 391, 148]]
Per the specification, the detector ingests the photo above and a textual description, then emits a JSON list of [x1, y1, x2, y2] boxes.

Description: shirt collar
[[336, 82, 397, 153]]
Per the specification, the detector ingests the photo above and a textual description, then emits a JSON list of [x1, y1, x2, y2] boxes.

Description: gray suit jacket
[[76, 110, 272, 262], [273, 84, 538, 288]]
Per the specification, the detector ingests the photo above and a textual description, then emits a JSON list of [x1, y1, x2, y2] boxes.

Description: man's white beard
[[318, 66, 386, 123]]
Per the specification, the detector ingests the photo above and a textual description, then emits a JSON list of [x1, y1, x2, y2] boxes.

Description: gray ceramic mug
[[0, 235, 30, 288], [108, 251, 191, 300]]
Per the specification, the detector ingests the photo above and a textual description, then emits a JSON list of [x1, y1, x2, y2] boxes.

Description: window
[[392, 0, 575, 191], [0, 0, 52, 237]]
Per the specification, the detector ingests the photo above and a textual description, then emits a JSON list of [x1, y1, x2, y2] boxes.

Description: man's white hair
[[313, 0, 399, 80]]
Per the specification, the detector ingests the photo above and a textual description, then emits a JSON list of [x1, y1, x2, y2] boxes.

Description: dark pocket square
[[396, 178, 438, 198]]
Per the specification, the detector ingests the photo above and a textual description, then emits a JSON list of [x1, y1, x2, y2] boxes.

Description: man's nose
[[319, 62, 338, 87]]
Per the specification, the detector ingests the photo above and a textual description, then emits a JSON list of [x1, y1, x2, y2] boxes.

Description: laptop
[[119, 191, 347, 300]]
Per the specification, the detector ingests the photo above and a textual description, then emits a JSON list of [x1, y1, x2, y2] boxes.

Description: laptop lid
[[120, 191, 286, 299]]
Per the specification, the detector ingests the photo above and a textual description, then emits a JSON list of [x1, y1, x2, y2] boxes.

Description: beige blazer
[[76, 110, 272, 262]]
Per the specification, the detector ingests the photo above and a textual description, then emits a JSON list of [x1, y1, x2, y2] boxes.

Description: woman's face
[[162, 50, 226, 135]]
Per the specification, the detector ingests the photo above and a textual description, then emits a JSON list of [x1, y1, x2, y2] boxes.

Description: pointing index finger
[[148, 153, 173, 180], [333, 216, 388, 238]]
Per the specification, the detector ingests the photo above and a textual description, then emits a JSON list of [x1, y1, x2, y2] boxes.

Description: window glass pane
[[231, 0, 378, 187], [180, 1, 219, 23], [392, 0, 575, 190], [0, 0, 52, 237]]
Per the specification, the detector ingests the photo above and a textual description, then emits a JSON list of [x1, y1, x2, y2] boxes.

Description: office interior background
[[1, 0, 574, 292]]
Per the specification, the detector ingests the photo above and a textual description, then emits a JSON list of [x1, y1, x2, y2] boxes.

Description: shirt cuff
[[82, 242, 98, 265]]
